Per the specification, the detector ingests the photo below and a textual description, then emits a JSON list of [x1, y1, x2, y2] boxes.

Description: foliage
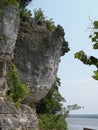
[[55, 25, 65, 37], [66, 104, 83, 113], [36, 78, 66, 114], [3, 0, 32, 7], [34, 8, 46, 25], [33, 8, 70, 55], [36, 78, 68, 130], [45, 18, 56, 31], [38, 113, 68, 130], [55, 25, 70, 56], [18, 0, 32, 21], [2, 0, 32, 21], [75, 20, 98, 80], [34, 8, 55, 31], [17, 0, 32, 7], [62, 39, 70, 56], [20, 7, 32, 21], [7, 64, 31, 108], [75, 51, 98, 66], [37, 77, 82, 129]]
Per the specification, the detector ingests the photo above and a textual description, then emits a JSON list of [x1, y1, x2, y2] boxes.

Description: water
[[67, 117, 98, 130]]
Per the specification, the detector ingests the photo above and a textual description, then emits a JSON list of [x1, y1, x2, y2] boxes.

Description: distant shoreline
[[68, 114, 98, 119]]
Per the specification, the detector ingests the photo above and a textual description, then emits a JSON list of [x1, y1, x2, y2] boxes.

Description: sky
[[28, 0, 98, 114]]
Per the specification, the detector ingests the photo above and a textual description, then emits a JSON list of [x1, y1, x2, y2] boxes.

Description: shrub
[[61, 39, 70, 56], [38, 113, 68, 130], [20, 7, 32, 21], [34, 8, 46, 25], [7, 64, 31, 108], [37, 78, 68, 130], [34, 8, 56, 31], [55, 25, 65, 37], [17, 0, 32, 7], [45, 18, 56, 31]]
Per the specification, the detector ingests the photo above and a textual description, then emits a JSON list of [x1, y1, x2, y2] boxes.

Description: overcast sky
[[29, 0, 98, 114]]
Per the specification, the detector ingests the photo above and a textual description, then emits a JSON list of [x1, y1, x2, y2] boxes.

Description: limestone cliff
[[13, 20, 67, 102], [0, 4, 19, 96], [0, 3, 69, 130], [0, 97, 38, 130]]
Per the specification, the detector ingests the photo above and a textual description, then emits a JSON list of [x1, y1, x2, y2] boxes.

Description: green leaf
[[93, 71, 98, 80], [93, 43, 98, 49], [74, 52, 79, 58], [94, 21, 98, 29]]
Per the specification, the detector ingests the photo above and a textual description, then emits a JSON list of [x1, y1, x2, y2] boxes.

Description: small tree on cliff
[[75, 20, 98, 80]]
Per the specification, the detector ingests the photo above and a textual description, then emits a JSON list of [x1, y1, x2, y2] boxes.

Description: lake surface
[[67, 117, 98, 130]]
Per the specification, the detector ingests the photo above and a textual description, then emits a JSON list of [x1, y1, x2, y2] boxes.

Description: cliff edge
[[0, 3, 69, 130], [14, 20, 67, 102]]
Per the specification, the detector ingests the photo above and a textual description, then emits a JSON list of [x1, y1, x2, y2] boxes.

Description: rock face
[[0, 3, 68, 130], [0, 98, 38, 130], [0, 4, 19, 96], [14, 21, 65, 102], [0, 3, 38, 130], [0, 4, 19, 61]]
